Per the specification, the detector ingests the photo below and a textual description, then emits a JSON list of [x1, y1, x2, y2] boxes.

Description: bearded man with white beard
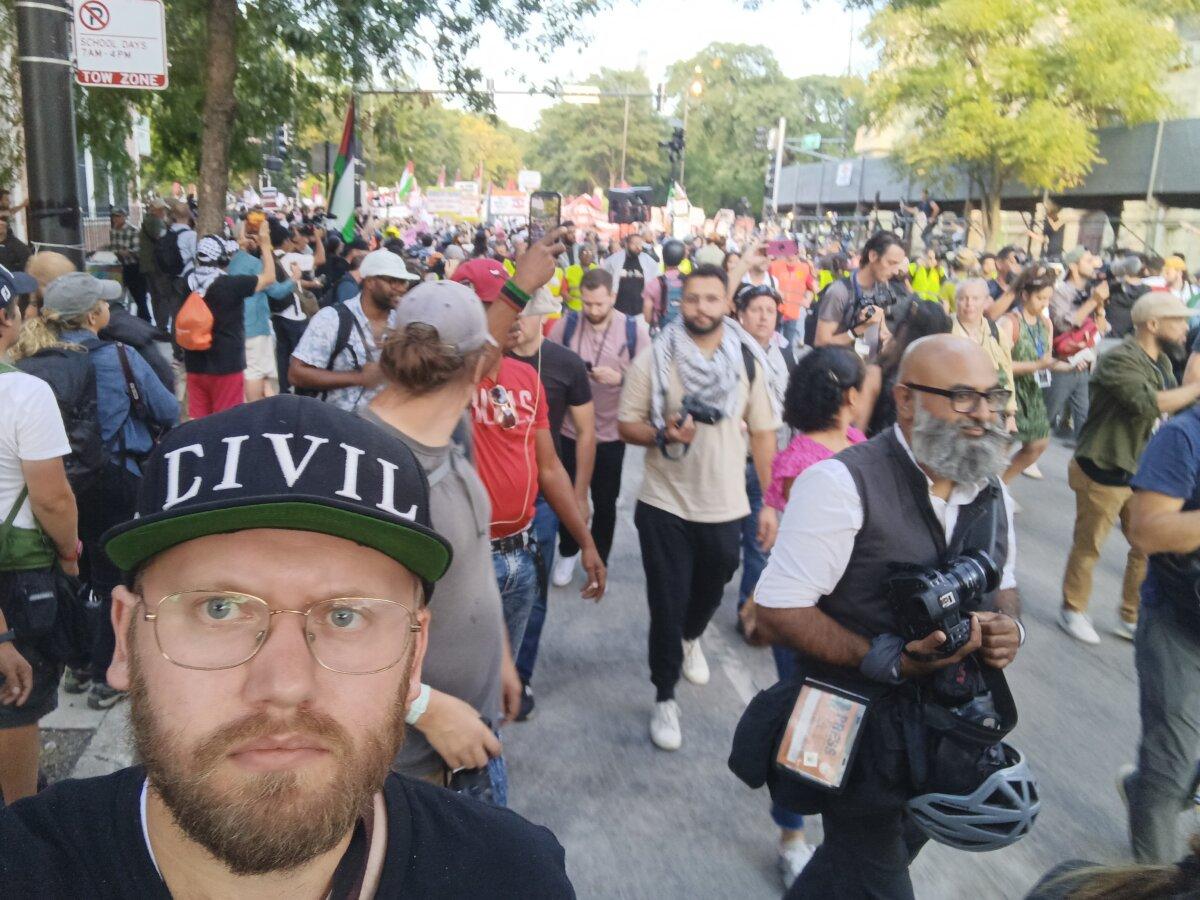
[[751, 334, 1026, 898]]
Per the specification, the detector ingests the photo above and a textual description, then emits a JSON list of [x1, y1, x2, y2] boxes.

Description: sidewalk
[[42, 683, 133, 780]]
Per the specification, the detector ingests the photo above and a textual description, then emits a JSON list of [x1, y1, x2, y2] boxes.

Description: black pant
[[558, 437, 625, 564], [272, 316, 309, 394], [122, 263, 150, 321], [634, 501, 741, 701], [76, 464, 140, 683], [786, 806, 928, 899]]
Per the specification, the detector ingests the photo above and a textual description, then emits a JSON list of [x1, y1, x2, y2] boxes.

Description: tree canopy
[[526, 69, 668, 196], [864, 0, 1200, 245], [665, 43, 865, 213]]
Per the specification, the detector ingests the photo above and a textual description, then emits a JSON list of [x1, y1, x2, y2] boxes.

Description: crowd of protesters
[[2, 188, 1200, 898]]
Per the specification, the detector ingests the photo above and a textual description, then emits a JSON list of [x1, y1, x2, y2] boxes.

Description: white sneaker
[[778, 842, 816, 890], [650, 700, 682, 751], [551, 553, 577, 587], [1059, 609, 1101, 645], [1023, 463, 1044, 480], [682, 639, 710, 685], [1113, 619, 1138, 641]]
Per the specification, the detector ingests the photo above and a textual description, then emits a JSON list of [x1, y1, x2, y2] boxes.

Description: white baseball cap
[[359, 248, 419, 281]]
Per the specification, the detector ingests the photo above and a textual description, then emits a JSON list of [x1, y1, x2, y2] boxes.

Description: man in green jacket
[[1060, 292, 1200, 645]]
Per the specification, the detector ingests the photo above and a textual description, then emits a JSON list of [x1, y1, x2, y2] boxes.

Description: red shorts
[[187, 371, 244, 419]]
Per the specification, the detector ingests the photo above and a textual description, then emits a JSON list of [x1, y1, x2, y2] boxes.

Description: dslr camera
[[678, 395, 724, 426], [886, 550, 1000, 658]]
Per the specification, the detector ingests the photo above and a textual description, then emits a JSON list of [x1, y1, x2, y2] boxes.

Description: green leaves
[[865, 0, 1183, 243], [526, 69, 669, 196]]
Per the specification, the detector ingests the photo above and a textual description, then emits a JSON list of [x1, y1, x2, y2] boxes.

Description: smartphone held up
[[529, 191, 562, 243]]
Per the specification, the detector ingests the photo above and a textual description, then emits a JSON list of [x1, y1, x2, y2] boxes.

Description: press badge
[[775, 679, 870, 792], [1035, 368, 1052, 389]]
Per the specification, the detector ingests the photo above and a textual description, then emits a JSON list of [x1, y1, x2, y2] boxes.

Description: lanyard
[[1020, 313, 1044, 358], [579, 316, 615, 369]]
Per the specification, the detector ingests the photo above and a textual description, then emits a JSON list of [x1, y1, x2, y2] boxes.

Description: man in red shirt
[[768, 244, 815, 349], [459, 266, 606, 654]]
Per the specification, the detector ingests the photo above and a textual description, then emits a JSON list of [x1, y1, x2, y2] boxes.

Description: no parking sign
[[73, 0, 168, 90]]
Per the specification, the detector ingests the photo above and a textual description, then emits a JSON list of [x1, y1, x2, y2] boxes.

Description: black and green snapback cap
[[102, 394, 452, 589]]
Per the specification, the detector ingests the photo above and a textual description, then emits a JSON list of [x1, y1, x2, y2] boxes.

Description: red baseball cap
[[451, 257, 508, 303]]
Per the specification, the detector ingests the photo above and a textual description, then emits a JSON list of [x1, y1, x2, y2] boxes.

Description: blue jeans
[[769, 643, 806, 831], [494, 540, 541, 655], [739, 461, 769, 609], [516, 496, 558, 684]]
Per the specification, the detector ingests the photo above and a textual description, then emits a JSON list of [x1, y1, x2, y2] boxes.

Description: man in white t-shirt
[[0, 265, 80, 803]]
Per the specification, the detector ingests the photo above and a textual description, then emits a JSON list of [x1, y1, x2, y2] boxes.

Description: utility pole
[[15, 0, 84, 265], [619, 95, 630, 185], [771, 116, 787, 213], [680, 98, 689, 188]]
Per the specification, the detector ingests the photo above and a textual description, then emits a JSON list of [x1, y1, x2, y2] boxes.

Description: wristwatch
[[0, 630, 16, 646]]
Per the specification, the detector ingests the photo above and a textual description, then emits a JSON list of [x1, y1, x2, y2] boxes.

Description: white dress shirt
[[755, 425, 1017, 610]]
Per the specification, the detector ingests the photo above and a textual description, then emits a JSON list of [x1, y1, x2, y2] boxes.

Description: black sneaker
[[515, 682, 535, 722], [87, 682, 126, 711], [62, 667, 92, 695]]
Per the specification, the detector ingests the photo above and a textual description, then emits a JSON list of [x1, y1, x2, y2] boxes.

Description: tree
[[358, 94, 528, 189], [53, 0, 609, 232], [864, 0, 1200, 247], [527, 69, 668, 195], [666, 43, 864, 213]]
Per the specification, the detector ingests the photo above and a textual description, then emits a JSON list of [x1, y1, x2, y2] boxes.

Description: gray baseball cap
[[43, 272, 122, 317], [389, 281, 494, 353]]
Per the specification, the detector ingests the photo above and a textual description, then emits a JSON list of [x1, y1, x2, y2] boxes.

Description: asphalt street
[[504, 437, 1169, 899]]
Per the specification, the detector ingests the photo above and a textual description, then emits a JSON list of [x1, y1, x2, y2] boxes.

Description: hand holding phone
[[529, 191, 562, 243]]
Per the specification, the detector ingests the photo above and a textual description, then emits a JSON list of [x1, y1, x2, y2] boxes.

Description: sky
[[416, 0, 866, 131]]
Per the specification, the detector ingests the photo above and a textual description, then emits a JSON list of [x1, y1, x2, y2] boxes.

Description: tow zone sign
[[73, 0, 168, 90]]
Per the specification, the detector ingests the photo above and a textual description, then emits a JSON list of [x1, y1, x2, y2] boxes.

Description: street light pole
[[680, 97, 689, 188], [15, 0, 84, 265], [620, 95, 630, 185]]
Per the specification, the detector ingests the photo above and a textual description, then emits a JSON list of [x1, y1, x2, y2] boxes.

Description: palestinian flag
[[397, 161, 415, 198], [328, 100, 357, 242]]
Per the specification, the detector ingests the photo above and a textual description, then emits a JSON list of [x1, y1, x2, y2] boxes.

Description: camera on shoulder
[[886, 550, 1000, 658]]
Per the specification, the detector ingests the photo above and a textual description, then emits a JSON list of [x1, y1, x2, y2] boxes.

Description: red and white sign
[[73, 0, 168, 90]]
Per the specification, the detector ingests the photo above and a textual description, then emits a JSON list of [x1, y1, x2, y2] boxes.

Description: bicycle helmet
[[907, 743, 1040, 852], [662, 239, 686, 269]]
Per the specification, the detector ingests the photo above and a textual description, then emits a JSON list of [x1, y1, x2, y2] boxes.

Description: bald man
[[752, 335, 1024, 898]]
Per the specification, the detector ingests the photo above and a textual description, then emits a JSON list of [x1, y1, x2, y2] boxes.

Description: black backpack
[[15, 348, 107, 494], [154, 228, 186, 278], [296, 304, 368, 400]]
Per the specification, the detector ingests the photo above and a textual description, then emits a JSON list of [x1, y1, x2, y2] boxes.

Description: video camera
[[886, 550, 1000, 658]]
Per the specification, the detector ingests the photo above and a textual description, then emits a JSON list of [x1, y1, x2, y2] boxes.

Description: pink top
[[764, 427, 867, 511]]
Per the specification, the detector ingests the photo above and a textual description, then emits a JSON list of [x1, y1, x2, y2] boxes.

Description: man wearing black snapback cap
[[0, 394, 574, 898]]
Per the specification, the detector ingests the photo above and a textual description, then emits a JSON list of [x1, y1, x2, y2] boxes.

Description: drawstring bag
[[174, 291, 214, 351]]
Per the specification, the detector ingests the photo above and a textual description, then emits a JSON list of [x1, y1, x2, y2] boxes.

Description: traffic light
[[655, 83, 665, 112], [763, 162, 775, 196], [755, 126, 768, 151], [274, 124, 291, 158], [659, 127, 686, 164]]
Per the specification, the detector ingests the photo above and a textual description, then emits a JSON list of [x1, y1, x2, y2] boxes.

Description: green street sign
[[800, 132, 822, 152]]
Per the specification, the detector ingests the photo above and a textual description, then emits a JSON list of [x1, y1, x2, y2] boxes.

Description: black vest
[[819, 427, 1009, 640]]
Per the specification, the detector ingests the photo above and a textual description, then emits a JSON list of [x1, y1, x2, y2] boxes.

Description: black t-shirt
[[615, 252, 645, 317], [183, 274, 257, 376], [0, 765, 575, 899], [511, 341, 592, 451], [1107, 282, 1149, 339]]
